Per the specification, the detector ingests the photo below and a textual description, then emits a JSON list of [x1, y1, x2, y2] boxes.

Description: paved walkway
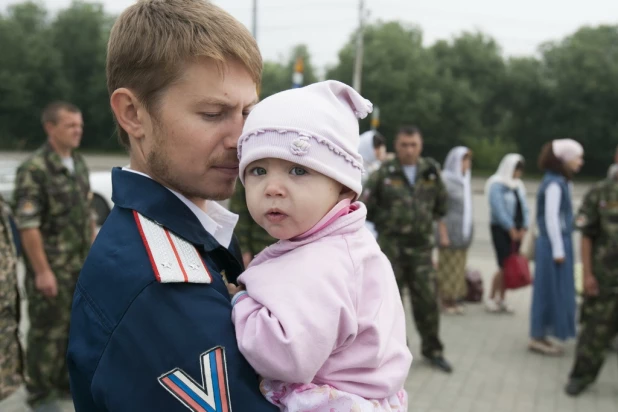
[[403, 256, 618, 412], [4, 262, 616, 412]]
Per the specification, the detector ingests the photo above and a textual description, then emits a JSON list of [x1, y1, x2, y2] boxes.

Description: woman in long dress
[[529, 139, 584, 355], [436, 146, 474, 314], [484, 154, 530, 313]]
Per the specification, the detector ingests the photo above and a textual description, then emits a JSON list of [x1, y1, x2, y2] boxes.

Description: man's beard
[[147, 142, 237, 201]]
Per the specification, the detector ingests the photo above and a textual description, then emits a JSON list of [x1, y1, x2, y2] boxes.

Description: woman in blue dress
[[484, 154, 530, 314], [530, 139, 584, 355]]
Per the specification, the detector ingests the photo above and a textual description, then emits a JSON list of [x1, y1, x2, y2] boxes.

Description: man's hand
[[583, 272, 599, 297], [438, 221, 450, 248], [509, 228, 521, 241], [227, 282, 245, 297], [242, 252, 253, 268], [35, 271, 58, 298], [518, 229, 527, 240], [554, 257, 565, 264]]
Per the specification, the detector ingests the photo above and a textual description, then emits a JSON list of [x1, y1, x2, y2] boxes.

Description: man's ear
[[110, 88, 147, 141], [43, 121, 55, 138]]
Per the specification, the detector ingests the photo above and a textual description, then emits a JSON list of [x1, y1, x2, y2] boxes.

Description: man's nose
[[224, 113, 246, 150]]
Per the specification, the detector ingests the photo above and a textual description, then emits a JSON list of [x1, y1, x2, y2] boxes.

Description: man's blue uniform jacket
[[67, 168, 277, 411]]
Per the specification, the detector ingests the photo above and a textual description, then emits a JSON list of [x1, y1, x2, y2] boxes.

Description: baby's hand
[[226, 282, 246, 296]]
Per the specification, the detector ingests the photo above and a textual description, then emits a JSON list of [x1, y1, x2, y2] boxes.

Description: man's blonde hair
[[107, 0, 262, 148]]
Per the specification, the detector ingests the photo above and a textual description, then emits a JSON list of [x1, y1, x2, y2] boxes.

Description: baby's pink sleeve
[[231, 261, 357, 383]]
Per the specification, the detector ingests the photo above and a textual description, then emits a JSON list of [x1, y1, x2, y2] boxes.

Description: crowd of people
[[0, 0, 616, 411], [353, 133, 616, 398]]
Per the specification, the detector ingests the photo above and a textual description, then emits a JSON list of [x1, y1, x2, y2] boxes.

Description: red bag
[[503, 243, 531, 289]]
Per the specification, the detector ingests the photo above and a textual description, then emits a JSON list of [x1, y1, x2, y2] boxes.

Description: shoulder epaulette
[[133, 211, 212, 284]]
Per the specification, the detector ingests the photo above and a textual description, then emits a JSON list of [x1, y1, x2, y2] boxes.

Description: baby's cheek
[[299, 212, 320, 232]]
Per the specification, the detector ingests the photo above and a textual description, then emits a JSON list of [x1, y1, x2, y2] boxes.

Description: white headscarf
[[443, 146, 473, 241], [359, 130, 383, 184], [358, 130, 377, 165], [484, 153, 526, 200], [552, 139, 584, 162], [358, 130, 381, 238]]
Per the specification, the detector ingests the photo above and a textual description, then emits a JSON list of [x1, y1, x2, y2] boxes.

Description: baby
[[229, 80, 412, 411]]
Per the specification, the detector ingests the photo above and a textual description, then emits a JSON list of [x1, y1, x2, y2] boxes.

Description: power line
[[368, 0, 602, 29], [216, 1, 357, 12], [258, 22, 356, 32]]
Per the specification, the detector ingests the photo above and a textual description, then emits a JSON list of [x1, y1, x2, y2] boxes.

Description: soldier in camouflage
[[362, 125, 453, 373], [229, 178, 277, 266], [0, 194, 24, 402], [12, 102, 95, 409], [565, 150, 618, 396]]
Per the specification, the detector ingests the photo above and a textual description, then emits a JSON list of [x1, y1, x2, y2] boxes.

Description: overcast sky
[[2, 0, 617, 74]]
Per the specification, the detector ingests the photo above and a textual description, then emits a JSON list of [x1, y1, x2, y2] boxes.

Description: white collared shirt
[[122, 167, 238, 248], [403, 165, 417, 186], [61, 157, 75, 173]]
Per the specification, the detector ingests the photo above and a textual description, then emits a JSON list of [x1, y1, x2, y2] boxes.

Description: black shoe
[[425, 355, 453, 373], [565, 379, 589, 397]]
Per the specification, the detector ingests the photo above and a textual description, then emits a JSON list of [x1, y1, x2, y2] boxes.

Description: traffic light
[[292, 56, 304, 88]]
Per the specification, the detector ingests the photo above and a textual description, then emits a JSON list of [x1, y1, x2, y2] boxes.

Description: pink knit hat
[[237, 80, 373, 198]]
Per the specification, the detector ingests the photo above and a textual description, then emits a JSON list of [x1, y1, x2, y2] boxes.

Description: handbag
[[465, 268, 484, 302], [503, 242, 532, 289]]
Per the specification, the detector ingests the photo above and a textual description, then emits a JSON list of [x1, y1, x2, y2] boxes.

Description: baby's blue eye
[[290, 167, 307, 176], [250, 167, 267, 176]]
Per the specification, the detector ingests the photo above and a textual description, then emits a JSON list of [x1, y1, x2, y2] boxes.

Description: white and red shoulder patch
[[133, 211, 212, 284]]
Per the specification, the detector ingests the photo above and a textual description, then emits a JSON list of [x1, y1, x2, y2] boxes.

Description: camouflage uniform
[[362, 157, 447, 358], [568, 176, 618, 386], [12, 143, 93, 405], [0, 195, 24, 401], [229, 179, 277, 258]]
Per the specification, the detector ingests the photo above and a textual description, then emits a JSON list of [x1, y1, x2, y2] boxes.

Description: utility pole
[[352, 0, 365, 93], [252, 0, 260, 96], [252, 0, 258, 39]]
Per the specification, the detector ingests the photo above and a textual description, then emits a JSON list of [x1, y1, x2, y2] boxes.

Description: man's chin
[[201, 180, 236, 201], [207, 190, 234, 201]]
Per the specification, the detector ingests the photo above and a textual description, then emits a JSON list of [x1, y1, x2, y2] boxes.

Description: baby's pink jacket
[[232, 202, 412, 400]]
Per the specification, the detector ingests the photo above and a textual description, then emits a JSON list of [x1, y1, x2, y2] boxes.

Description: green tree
[[327, 22, 443, 153], [0, 1, 69, 148], [1, 0, 617, 178], [50, 0, 116, 150], [430, 32, 509, 152], [538, 26, 618, 175], [500, 56, 553, 167], [260, 44, 318, 99], [260, 61, 289, 99], [502, 26, 618, 175]]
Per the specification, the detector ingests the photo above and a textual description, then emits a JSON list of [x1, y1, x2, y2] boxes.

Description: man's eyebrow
[[195, 97, 235, 108], [195, 97, 260, 109]]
